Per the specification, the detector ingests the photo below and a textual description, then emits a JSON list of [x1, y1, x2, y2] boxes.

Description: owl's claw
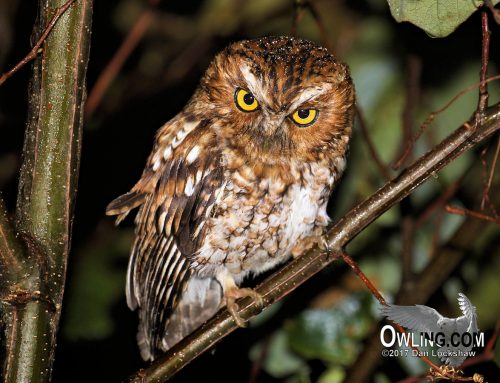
[[226, 287, 263, 327], [318, 238, 331, 254]]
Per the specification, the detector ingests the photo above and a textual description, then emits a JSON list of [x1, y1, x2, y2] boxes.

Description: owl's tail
[[137, 277, 223, 361], [105, 190, 146, 224]]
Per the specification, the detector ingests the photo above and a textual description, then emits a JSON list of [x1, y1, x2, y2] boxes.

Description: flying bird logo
[[381, 293, 479, 367]]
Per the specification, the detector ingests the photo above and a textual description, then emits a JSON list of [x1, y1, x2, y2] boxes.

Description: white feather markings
[[282, 185, 319, 251], [185, 176, 195, 197], [289, 85, 332, 112], [157, 211, 167, 233], [240, 64, 270, 105], [152, 159, 161, 171], [240, 64, 259, 92], [171, 120, 199, 149], [182, 119, 200, 133], [163, 146, 173, 160], [186, 145, 200, 164]]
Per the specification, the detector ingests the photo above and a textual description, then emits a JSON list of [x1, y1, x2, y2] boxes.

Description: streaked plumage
[[106, 36, 355, 360]]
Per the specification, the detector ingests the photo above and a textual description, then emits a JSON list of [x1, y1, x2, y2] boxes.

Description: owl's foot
[[291, 234, 330, 258], [226, 287, 264, 327], [217, 270, 264, 327], [318, 238, 331, 253]]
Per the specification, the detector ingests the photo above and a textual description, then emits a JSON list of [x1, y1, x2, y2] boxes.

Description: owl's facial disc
[[199, 36, 355, 164], [229, 81, 333, 159], [233, 83, 325, 136]]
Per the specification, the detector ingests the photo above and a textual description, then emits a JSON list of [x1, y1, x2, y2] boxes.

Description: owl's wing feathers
[[106, 117, 224, 360]]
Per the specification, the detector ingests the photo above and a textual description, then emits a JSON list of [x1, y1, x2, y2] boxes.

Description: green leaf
[[387, 0, 500, 38], [317, 366, 345, 383], [249, 331, 308, 378], [286, 293, 373, 364]]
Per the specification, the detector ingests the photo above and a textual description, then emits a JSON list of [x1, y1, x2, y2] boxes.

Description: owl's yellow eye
[[235, 89, 259, 112], [291, 109, 318, 127]]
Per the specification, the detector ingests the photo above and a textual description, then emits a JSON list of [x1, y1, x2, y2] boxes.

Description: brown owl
[[106, 36, 355, 361]]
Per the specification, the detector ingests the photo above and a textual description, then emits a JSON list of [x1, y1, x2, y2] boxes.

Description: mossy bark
[[0, 1, 93, 381]]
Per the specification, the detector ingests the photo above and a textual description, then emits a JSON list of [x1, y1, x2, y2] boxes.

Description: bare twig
[[477, 10, 490, 115], [85, 0, 160, 118], [304, 0, 334, 53], [415, 177, 462, 227], [247, 335, 272, 383], [393, 55, 422, 167], [290, 0, 334, 53], [126, 103, 500, 383], [392, 74, 500, 170], [0, 0, 77, 87], [401, 215, 415, 281], [290, 0, 306, 37], [336, 251, 385, 304], [484, 0, 500, 24], [445, 205, 500, 225], [356, 106, 392, 181], [480, 134, 500, 210]]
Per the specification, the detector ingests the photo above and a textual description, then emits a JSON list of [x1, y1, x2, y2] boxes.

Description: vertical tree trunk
[[1, 1, 92, 381]]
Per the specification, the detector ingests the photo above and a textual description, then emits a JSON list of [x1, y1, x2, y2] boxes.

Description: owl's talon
[[226, 287, 263, 327], [319, 238, 331, 253], [227, 301, 248, 327]]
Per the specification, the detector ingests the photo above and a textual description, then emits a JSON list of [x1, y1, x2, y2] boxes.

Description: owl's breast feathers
[[193, 147, 344, 282]]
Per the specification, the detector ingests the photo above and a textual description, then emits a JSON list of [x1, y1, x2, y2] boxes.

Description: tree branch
[[126, 102, 500, 382], [0, 1, 93, 382], [84, 0, 160, 118], [0, 0, 77, 87], [0, 195, 32, 380], [0, 196, 24, 283]]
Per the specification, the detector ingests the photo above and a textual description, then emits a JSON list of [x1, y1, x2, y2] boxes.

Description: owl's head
[[191, 36, 355, 169]]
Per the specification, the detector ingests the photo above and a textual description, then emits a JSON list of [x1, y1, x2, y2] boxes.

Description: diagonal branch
[[84, 0, 160, 118], [126, 102, 500, 383]]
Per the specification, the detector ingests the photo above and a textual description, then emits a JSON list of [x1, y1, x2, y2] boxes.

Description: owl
[[106, 36, 355, 361]]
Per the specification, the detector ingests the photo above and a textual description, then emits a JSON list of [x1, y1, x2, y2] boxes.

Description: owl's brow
[[288, 85, 331, 111], [239, 64, 331, 112], [239, 64, 271, 103]]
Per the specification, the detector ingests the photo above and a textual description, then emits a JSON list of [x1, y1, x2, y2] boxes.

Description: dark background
[[1, 1, 499, 382]]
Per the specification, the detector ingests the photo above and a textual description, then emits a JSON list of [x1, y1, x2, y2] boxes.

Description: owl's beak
[[261, 114, 286, 137]]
